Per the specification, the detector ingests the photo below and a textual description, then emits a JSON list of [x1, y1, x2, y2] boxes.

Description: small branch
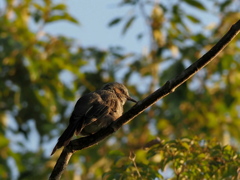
[[49, 20, 240, 180], [129, 151, 141, 178], [49, 148, 73, 180]]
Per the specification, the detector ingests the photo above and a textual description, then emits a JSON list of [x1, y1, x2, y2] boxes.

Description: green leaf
[[52, 4, 66, 10], [137, 33, 143, 40], [46, 13, 79, 24], [32, 11, 42, 23], [220, 1, 232, 11], [122, 16, 136, 35], [184, 0, 206, 10], [186, 15, 200, 23], [64, 14, 79, 24], [33, 3, 44, 11], [0, 135, 9, 148], [108, 17, 122, 27], [108, 150, 125, 157]]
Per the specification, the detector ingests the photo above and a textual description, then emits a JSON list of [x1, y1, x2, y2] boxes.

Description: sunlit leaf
[[46, 13, 79, 24], [52, 4, 67, 10]]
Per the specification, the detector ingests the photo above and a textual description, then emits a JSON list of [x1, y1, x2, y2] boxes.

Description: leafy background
[[0, 0, 240, 179]]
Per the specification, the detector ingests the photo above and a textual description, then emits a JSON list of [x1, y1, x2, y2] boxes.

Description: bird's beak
[[127, 96, 137, 103]]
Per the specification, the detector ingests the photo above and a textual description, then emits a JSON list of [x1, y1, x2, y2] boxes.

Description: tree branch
[[49, 20, 240, 180], [49, 149, 73, 180]]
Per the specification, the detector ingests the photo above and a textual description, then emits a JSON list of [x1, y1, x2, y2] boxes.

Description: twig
[[129, 151, 141, 178], [49, 148, 73, 180]]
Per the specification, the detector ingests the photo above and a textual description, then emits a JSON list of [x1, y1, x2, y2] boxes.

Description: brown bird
[[51, 82, 137, 155]]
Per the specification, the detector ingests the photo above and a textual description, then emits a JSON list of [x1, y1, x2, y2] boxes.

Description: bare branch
[[49, 20, 240, 180], [49, 148, 73, 180]]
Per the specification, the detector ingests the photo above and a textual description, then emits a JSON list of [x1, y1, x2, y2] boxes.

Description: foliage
[[104, 138, 240, 179], [0, 0, 240, 179]]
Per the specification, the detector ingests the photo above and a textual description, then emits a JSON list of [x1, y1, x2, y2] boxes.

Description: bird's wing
[[72, 91, 114, 135], [70, 92, 102, 123], [81, 103, 109, 125], [51, 92, 102, 155]]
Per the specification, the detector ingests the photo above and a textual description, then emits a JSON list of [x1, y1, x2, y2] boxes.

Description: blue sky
[[43, 0, 219, 54], [44, 0, 149, 52]]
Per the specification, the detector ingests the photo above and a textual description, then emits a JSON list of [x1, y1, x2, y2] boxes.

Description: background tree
[[0, 0, 239, 179]]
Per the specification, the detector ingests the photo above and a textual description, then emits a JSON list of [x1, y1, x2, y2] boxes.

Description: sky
[[44, 0, 149, 53], [43, 0, 219, 53], [42, 0, 220, 92]]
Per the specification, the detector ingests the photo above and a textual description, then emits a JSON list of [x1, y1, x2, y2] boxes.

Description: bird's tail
[[51, 124, 76, 156]]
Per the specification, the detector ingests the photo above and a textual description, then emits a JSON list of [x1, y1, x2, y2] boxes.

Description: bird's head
[[101, 82, 137, 105]]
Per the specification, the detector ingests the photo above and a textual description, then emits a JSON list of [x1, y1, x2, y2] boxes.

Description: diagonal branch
[[49, 20, 240, 180]]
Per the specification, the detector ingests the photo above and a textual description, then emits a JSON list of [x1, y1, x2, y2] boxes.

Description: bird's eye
[[120, 89, 126, 95], [114, 88, 121, 94]]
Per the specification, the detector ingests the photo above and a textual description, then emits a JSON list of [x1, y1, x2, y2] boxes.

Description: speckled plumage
[[51, 82, 136, 155]]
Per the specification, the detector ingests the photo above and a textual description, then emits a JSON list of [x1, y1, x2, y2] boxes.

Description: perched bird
[[51, 82, 136, 155]]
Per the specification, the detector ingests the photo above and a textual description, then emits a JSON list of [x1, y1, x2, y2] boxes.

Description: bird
[[51, 82, 137, 155]]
